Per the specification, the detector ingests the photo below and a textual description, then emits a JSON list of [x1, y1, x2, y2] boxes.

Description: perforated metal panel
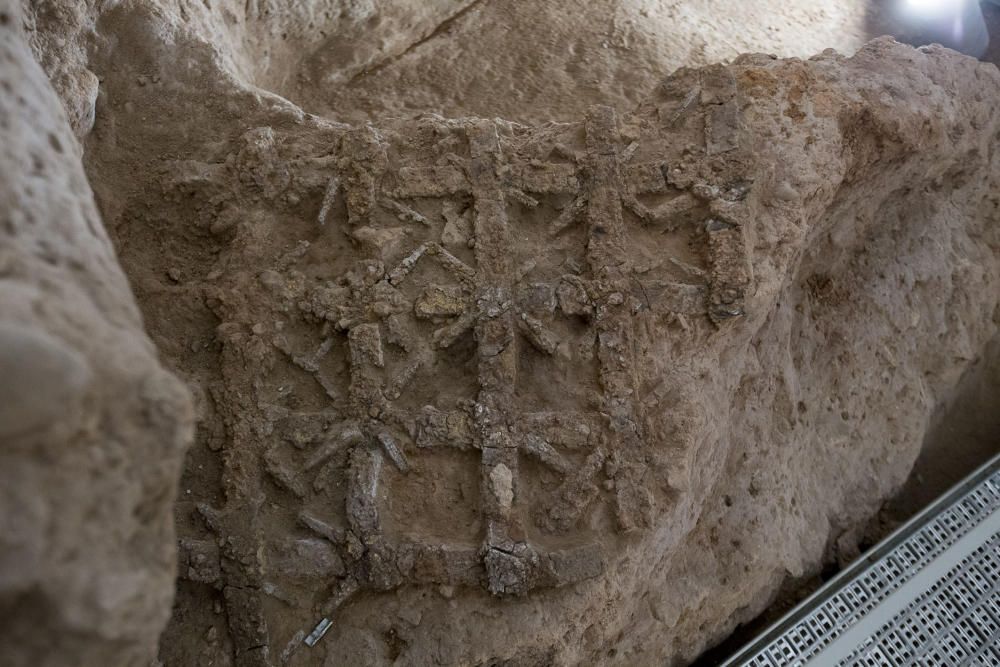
[[724, 453, 1000, 667]]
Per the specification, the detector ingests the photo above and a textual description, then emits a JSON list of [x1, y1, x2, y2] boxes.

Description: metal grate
[[724, 453, 1000, 667], [842, 533, 1000, 666]]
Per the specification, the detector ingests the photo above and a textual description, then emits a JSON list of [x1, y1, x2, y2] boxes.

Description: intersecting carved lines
[[184, 107, 754, 663], [290, 109, 677, 649]]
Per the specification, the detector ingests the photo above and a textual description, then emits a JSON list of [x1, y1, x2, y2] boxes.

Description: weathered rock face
[[0, 4, 194, 666], [279, 0, 874, 125], [18, 0, 874, 129], [11, 1, 1000, 666]]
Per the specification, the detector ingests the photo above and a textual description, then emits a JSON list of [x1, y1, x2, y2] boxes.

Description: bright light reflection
[[901, 0, 965, 17]]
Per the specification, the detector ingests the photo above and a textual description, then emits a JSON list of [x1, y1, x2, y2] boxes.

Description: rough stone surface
[[300, 1, 878, 125], [11, 1, 1000, 666], [0, 4, 194, 666], [19, 0, 875, 130]]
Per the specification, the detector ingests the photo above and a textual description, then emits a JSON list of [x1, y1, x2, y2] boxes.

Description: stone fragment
[[0, 9, 193, 666], [414, 285, 467, 319], [13, 5, 1000, 665]]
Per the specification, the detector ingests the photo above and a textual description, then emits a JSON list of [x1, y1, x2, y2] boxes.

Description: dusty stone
[[0, 4, 194, 666], [0, 323, 91, 440], [9, 1, 1000, 667], [283, 0, 874, 125], [71, 26, 994, 664]]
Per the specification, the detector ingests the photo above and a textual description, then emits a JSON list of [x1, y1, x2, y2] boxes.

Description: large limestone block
[[0, 4, 193, 666], [15, 0, 1000, 663], [59, 3, 998, 661]]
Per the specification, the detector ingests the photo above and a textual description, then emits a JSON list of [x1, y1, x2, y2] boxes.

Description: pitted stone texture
[[53, 3, 999, 659], [18, 1, 1000, 664], [18, 0, 873, 132], [0, 6, 194, 667]]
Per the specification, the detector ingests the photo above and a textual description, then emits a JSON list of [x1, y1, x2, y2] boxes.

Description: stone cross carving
[[178, 105, 752, 665]]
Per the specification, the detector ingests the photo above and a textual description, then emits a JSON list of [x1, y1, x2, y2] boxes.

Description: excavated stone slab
[[76, 24, 998, 666], [11, 1, 1000, 665]]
